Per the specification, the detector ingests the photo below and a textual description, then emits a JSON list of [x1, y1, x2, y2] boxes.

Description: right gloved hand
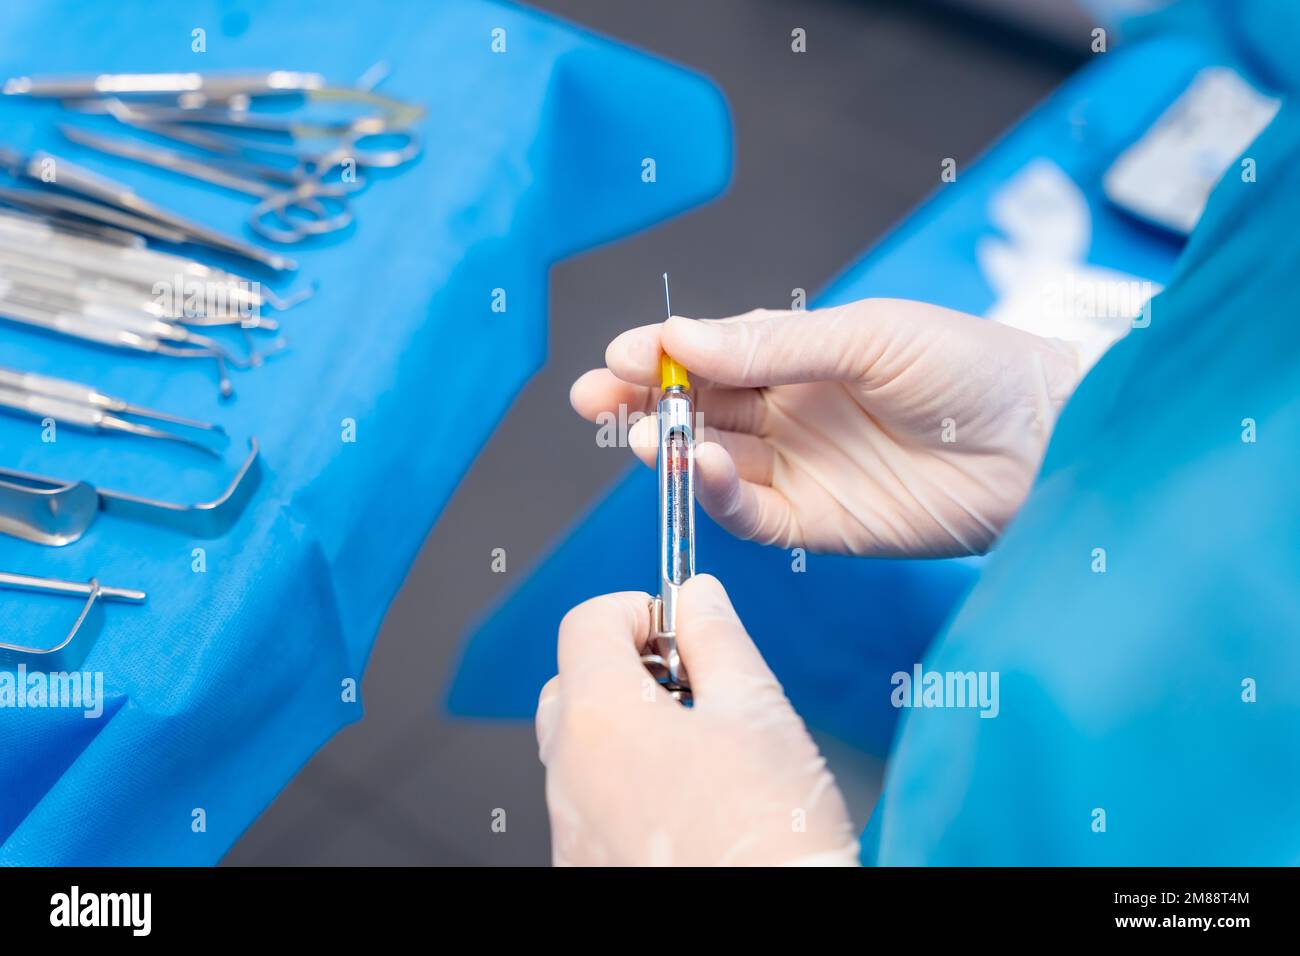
[[571, 298, 1084, 557]]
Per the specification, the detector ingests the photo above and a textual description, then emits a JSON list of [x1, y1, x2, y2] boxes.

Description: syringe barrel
[[649, 384, 695, 692]]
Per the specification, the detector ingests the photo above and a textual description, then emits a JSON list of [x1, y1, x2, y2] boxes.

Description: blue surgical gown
[[866, 99, 1300, 865]]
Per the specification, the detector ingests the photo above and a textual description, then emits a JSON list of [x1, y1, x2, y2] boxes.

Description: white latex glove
[[571, 298, 1084, 557], [536, 575, 859, 867]]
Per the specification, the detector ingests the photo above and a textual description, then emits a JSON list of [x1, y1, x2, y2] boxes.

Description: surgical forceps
[[0, 146, 296, 271], [0, 571, 145, 671], [0, 366, 227, 457]]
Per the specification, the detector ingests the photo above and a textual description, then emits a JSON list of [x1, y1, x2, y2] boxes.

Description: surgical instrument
[[0, 146, 297, 271], [103, 108, 371, 186], [59, 123, 355, 244], [5, 69, 422, 126], [16, 65, 424, 160], [85, 98, 421, 234], [3, 70, 326, 101], [0, 437, 261, 547], [4, 68, 423, 251], [43, 72, 426, 131], [0, 284, 238, 398], [0, 207, 299, 341], [111, 107, 423, 169], [643, 273, 695, 704], [0, 204, 145, 247], [70, 117, 326, 189], [0, 367, 227, 457], [0, 367, 221, 433], [0, 246, 272, 328], [0, 571, 145, 671], [0, 210, 305, 316], [0, 186, 190, 244], [0, 269, 257, 359]]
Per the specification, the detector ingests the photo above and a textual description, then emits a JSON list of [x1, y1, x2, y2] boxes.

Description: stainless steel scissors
[[97, 98, 423, 179], [4, 69, 423, 244], [56, 82, 421, 242], [59, 124, 356, 244]]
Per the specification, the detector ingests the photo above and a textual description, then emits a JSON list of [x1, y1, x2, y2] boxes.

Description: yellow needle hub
[[660, 354, 690, 390]]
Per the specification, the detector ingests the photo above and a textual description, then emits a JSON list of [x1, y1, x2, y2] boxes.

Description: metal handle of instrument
[[0, 385, 106, 428]]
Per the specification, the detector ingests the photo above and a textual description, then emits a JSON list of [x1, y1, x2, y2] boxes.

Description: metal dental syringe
[[642, 273, 695, 703]]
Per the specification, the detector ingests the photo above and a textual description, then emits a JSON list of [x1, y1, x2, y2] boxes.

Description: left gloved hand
[[535, 574, 860, 866]]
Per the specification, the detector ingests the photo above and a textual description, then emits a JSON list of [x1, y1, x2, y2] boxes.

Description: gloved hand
[[536, 574, 859, 866], [571, 298, 1084, 556]]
